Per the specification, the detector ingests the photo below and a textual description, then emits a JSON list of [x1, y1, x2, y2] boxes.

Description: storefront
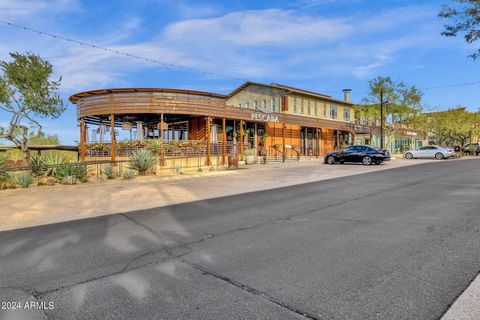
[[70, 86, 355, 164]]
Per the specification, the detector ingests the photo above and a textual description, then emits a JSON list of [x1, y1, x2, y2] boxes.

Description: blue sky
[[0, 0, 479, 143]]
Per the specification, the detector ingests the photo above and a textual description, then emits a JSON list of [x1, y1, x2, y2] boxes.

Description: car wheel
[[405, 152, 413, 159], [435, 152, 444, 160], [362, 156, 372, 165], [327, 156, 336, 165]]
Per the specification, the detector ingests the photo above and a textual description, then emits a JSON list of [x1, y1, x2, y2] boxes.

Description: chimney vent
[[342, 89, 352, 103]]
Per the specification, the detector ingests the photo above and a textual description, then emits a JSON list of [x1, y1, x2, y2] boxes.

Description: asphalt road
[[1, 159, 479, 320]]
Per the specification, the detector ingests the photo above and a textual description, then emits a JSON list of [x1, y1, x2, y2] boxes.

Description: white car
[[404, 146, 455, 160]]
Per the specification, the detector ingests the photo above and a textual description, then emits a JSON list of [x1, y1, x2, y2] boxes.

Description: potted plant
[[245, 148, 257, 165], [238, 154, 246, 165]]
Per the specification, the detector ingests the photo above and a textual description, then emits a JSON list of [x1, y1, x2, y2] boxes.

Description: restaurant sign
[[250, 112, 279, 123]]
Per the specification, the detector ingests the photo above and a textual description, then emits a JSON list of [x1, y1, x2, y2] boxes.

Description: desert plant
[[0, 155, 7, 184], [31, 153, 68, 177], [102, 163, 116, 179], [122, 170, 136, 180], [128, 149, 156, 175], [61, 175, 76, 185], [145, 139, 163, 156], [54, 163, 88, 182], [175, 164, 184, 174], [16, 173, 33, 188], [1, 172, 18, 189]]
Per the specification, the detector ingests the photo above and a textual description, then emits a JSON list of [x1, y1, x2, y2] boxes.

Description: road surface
[[1, 159, 479, 319]]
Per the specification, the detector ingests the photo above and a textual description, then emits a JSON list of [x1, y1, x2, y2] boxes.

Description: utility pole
[[380, 90, 384, 149]]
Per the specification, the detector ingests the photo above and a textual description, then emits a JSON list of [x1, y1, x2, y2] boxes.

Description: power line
[[2, 19, 480, 95], [0, 19, 247, 82]]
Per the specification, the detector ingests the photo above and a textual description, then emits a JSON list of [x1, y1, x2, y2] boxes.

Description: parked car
[[324, 145, 391, 165], [462, 143, 479, 155], [404, 145, 455, 160]]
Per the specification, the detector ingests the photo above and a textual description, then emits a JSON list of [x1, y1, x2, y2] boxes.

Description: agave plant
[[0, 155, 7, 181], [145, 139, 163, 156], [102, 163, 116, 179], [55, 163, 88, 182], [128, 149, 156, 175], [61, 175, 76, 185], [122, 170, 136, 180], [16, 173, 33, 188], [1, 172, 18, 189], [31, 153, 68, 177]]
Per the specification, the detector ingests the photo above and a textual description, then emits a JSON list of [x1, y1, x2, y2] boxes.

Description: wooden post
[[160, 114, 165, 166], [160, 114, 164, 140], [239, 120, 244, 159], [110, 114, 115, 162], [336, 130, 340, 150], [315, 128, 319, 158], [222, 118, 226, 165], [305, 127, 308, 156], [254, 122, 258, 152], [206, 116, 211, 165], [80, 118, 85, 161]]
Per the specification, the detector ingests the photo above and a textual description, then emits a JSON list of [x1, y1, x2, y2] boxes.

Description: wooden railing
[[86, 141, 238, 158]]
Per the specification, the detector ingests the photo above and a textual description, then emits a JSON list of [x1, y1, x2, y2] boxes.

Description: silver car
[[404, 146, 455, 160]]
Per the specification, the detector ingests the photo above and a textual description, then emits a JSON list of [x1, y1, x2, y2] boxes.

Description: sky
[[0, 0, 479, 144]]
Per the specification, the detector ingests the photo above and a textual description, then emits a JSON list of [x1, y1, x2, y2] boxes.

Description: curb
[[441, 272, 480, 320]]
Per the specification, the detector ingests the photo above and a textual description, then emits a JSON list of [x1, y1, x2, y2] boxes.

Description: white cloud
[[0, 3, 448, 92], [0, 0, 81, 20], [163, 9, 353, 46]]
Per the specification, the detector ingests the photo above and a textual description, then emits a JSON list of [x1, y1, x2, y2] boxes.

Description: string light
[[0, 19, 247, 82], [1, 19, 480, 95]]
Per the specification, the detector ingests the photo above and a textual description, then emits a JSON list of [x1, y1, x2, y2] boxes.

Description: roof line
[[227, 81, 352, 105], [69, 88, 226, 104]]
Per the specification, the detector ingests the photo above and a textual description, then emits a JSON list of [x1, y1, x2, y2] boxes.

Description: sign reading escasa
[[250, 112, 279, 123]]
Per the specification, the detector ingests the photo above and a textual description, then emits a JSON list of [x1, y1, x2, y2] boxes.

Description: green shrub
[[145, 139, 163, 156], [62, 175, 76, 185], [55, 163, 88, 182], [17, 173, 33, 188], [102, 163, 116, 179], [32, 154, 68, 177], [175, 164, 184, 174], [122, 170, 136, 180], [128, 149, 156, 175], [1, 172, 18, 189], [0, 156, 7, 188]]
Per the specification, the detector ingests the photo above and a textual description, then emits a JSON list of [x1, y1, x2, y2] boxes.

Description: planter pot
[[246, 156, 257, 165], [238, 160, 246, 165]]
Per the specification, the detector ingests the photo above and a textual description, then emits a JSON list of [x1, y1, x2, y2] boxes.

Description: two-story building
[[226, 82, 355, 157], [70, 82, 356, 165]]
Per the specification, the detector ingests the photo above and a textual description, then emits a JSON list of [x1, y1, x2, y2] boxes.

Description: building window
[[262, 99, 267, 109], [254, 101, 258, 109], [330, 105, 337, 119], [239, 103, 242, 108], [271, 98, 276, 112], [293, 97, 297, 113], [344, 107, 350, 121], [314, 101, 318, 116], [246, 102, 250, 109], [301, 99, 304, 114], [307, 100, 311, 114], [324, 104, 327, 117]]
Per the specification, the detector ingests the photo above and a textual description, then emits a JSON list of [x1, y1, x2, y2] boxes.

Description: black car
[[324, 145, 391, 165]]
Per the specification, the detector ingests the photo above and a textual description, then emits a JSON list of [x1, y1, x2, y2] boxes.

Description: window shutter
[[281, 96, 288, 112]]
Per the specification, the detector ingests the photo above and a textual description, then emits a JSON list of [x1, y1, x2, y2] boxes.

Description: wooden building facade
[[70, 84, 355, 164]]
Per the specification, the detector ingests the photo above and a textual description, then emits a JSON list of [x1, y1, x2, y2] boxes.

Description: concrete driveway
[[0, 159, 479, 319]]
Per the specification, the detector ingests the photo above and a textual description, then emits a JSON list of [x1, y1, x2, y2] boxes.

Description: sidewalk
[[0, 157, 453, 231], [442, 273, 480, 320]]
